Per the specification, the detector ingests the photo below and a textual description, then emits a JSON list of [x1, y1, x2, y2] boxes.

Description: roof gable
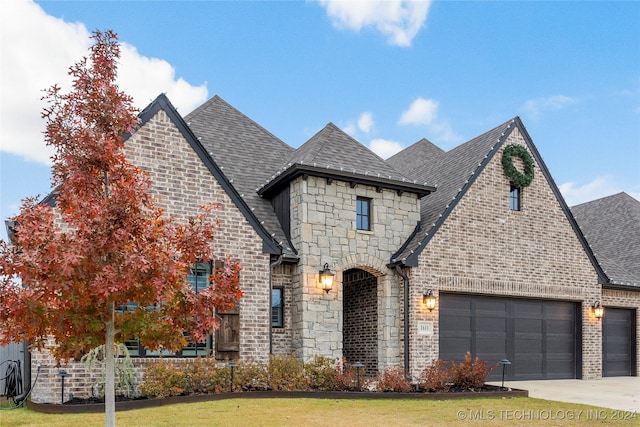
[[572, 192, 640, 288], [183, 95, 295, 256], [390, 117, 607, 283], [140, 94, 284, 255]]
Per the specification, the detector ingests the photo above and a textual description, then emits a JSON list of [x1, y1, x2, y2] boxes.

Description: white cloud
[[369, 138, 403, 159], [398, 97, 463, 146], [317, 0, 431, 47], [399, 97, 438, 125], [0, 0, 208, 166], [521, 94, 576, 120], [559, 175, 639, 206], [357, 112, 374, 133]]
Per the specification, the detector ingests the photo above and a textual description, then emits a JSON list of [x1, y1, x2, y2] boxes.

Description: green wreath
[[501, 144, 535, 187]]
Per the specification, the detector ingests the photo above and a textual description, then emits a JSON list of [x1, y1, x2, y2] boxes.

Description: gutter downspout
[[269, 254, 284, 355], [395, 265, 410, 379]]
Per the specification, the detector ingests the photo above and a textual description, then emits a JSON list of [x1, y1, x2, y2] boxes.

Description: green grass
[[1, 397, 638, 426]]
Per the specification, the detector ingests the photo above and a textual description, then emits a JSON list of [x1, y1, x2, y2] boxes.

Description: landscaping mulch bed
[[27, 385, 528, 414]]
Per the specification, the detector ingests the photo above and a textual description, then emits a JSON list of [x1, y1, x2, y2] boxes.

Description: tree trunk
[[105, 302, 116, 427]]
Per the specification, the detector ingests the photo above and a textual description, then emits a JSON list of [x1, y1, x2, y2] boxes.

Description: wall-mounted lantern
[[592, 301, 604, 319], [423, 289, 437, 311], [319, 263, 334, 293]]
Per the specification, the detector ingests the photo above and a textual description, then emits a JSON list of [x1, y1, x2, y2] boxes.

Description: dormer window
[[356, 197, 371, 230], [509, 184, 521, 211]]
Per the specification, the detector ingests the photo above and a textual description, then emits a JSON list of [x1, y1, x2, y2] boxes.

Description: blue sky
[[1, 0, 639, 240]]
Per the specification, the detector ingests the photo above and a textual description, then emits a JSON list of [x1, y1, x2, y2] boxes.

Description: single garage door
[[439, 293, 579, 380], [603, 308, 636, 377]]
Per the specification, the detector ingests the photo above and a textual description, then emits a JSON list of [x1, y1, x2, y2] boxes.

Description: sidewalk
[[488, 377, 640, 412]]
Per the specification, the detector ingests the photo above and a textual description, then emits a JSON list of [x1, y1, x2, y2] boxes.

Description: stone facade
[[408, 129, 602, 379], [287, 175, 419, 366]]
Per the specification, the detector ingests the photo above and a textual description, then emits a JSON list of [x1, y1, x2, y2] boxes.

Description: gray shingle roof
[[184, 95, 296, 255], [258, 123, 435, 198], [572, 192, 640, 287], [285, 123, 412, 179], [388, 119, 515, 264]]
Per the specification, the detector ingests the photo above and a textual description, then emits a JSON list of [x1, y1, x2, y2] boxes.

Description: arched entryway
[[343, 268, 378, 375]]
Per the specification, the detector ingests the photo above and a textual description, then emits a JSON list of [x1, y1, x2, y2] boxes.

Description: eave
[[257, 163, 436, 199]]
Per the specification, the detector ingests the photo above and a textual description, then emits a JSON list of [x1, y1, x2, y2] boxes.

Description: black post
[[228, 361, 237, 392], [58, 370, 69, 404], [353, 362, 364, 391], [499, 359, 511, 390]]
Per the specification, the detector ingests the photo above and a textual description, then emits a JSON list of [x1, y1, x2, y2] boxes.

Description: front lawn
[[2, 397, 637, 426]]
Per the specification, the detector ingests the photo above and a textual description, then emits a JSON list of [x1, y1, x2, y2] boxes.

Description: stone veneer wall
[[409, 128, 601, 379], [30, 109, 272, 403], [602, 288, 640, 375], [288, 175, 420, 364]]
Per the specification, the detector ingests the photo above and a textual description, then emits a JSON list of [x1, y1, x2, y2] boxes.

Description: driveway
[[488, 377, 639, 412]]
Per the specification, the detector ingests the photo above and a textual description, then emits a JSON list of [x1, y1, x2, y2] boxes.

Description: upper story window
[[271, 288, 284, 328], [509, 184, 521, 211], [356, 197, 371, 231]]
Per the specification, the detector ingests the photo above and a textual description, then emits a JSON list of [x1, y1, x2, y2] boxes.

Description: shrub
[[268, 354, 309, 391], [80, 343, 138, 398], [375, 366, 413, 393], [235, 358, 268, 391], [450, 351, 493, 390], [419, 359, 452, 392], [139, 359, 188, 398], [183, 358, 228, 394], [305, 355, 337, 391]]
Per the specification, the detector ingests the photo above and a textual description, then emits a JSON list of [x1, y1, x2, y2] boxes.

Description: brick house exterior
[[22, 95, 638, 403]]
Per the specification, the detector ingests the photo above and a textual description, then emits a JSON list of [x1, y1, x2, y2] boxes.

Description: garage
[[439, 293, 580, 380], [602, 308, 637, 377]]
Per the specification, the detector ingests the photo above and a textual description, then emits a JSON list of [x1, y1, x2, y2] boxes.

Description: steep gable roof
[[35, 94, 285, 255], [572, 192, 640, 288], [387, 137, 445, 181], [259, 123, 435, 198], [141, 94, 284, 255], [389, 117, 607, 284], [184, 95, 296, 257]]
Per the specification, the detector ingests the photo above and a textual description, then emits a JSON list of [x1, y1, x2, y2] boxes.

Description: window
[[271, 288, 284, 328], [356, 197, 371, 231], [118, 261, 215, 357], [510, 184, 521, 211], [187, 261, 212, 294]]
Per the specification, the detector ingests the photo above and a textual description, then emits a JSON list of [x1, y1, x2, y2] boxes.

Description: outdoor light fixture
[[592, 301, 604, 319], [423, 289, 436, 311], [498, 359, 511, 390], [319, 263, 334, 293]]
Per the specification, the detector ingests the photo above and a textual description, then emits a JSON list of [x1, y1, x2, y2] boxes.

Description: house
[[25, 94, 638, 403], [571, 192, 640, 377]]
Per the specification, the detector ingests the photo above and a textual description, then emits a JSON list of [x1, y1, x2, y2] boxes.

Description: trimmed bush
[[268, 354, 309, 391], [450, 351, 493, 390], [375, 366, 413, 393], [419, 359, 452, 392]]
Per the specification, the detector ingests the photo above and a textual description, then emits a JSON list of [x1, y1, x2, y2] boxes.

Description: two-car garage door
[[439, 293, 579, 380]]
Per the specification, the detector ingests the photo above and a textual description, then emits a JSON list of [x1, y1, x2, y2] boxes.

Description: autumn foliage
[[0, 30, 242, 361]]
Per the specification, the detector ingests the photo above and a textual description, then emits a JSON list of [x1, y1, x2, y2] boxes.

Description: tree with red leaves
[[0, 31, 242, 427]]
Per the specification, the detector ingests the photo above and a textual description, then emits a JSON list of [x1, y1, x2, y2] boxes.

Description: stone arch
[[335, 253, 388, 281]]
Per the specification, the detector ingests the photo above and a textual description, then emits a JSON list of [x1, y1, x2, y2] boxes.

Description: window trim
[[271, 287, 284, 328], [509, 184, 521, 211], [356, 197, 372, 231]]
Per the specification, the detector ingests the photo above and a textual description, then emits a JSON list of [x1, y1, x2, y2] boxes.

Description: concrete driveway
[[488, 377, 639, 412]]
